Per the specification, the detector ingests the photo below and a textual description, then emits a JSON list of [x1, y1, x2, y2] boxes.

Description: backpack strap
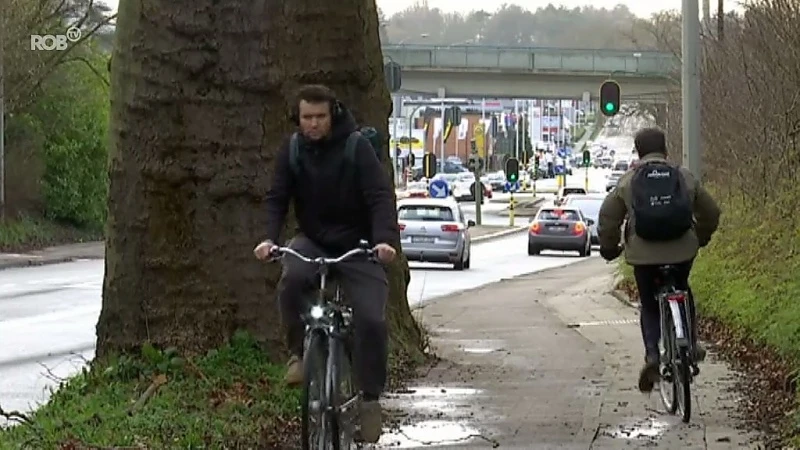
[[344, 131, 362, 165], [289, 132, 301, 176]]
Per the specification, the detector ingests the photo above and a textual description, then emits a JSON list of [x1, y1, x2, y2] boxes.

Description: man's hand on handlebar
[[372, 243, 396, 264], [253, 240, 278, 260]]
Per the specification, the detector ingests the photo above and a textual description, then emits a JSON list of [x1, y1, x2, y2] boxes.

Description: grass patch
[[0, 331, 301, 449], [0, 214, 102, 253]]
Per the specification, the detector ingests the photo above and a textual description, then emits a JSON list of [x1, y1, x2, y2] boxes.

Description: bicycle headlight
[[309, 306, 324, 319]]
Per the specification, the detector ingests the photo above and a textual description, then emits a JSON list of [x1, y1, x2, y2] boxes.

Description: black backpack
[[288, 127, 383, 177], [630, 161, 693, 241]]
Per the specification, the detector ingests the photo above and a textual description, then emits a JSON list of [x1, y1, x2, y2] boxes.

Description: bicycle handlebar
[[270, 246, 374, 265]]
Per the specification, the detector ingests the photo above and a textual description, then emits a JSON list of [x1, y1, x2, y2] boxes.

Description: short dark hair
[[295, 84, 336, 110], [634, 127, 667, 158]]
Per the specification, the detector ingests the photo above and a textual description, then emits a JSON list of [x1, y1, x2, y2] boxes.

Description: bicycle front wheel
[[302, 331, 331, 450]]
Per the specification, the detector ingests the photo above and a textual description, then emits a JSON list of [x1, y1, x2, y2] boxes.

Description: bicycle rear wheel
[[676, 346, 692, 422], [302, 332, 331, 450], [659, 312, 678, 414]]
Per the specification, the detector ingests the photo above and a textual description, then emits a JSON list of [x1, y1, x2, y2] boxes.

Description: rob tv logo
[[30, 26, 81, 51]]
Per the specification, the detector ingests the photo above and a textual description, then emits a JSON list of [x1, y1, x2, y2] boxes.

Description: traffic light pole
[[584, 166, 589, 192], [474, 168, 482, 226], [508, 192, 515, 227]]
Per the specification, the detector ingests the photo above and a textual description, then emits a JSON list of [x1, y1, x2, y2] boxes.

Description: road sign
[[504, 181, 521, 193], [557, 148, 567, 159], [554, 165, 565, 175], [429, 178, 450, 199]]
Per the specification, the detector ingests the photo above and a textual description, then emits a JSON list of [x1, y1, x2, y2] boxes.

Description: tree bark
[[98, 0, 423, 364]]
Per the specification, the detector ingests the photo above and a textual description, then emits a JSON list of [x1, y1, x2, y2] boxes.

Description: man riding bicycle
[[597, 127, 721, 393], [253, 84, 398, 443]]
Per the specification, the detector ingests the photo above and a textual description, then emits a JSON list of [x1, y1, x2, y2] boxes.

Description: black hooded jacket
[[263, 105, 398, 253]]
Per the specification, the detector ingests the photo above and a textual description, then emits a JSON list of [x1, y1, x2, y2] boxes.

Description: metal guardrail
[[381, 44, 677, 76]]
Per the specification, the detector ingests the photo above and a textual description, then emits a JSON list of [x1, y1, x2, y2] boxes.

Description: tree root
[[127, 374, 167, 416]]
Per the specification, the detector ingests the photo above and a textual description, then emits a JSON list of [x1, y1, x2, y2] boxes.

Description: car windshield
[[565, 199, 602, 219], [562, 188, 586, 196], [398, 205, 455, 221], [537, 209, 581, 221]]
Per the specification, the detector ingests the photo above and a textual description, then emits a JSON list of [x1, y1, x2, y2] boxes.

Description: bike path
[[379, 258, 759, 448]]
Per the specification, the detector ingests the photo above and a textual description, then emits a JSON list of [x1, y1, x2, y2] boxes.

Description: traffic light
[[470, 139, 476, 153], [582, 149, 591, 167], [599, 80, 621, 116], [422, 152, 437, 178], [408, 152, 416, 167], [505, 157, 520, 183]]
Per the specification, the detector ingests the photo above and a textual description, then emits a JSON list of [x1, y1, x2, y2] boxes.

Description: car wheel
[[527, 243, 540, 256], [579, 239, 590, 257], [454, 253, 465, 270], [463, 251, 471, 269]]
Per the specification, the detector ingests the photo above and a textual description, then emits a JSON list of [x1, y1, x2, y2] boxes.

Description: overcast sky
[[99, 0, 741, 20]]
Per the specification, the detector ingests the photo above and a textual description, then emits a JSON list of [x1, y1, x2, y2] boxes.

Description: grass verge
[[0, 214, 102, 253], [612, 192, 800, 446], [0, 331, 301, 449]]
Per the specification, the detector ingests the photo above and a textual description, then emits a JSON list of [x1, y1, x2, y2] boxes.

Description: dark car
[[527, 207, 593, 257]]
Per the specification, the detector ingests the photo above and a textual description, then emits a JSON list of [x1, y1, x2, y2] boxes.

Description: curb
[[610, 288, 639, 309], [0, 254, 104, 271], [471, 226, 528, 243]]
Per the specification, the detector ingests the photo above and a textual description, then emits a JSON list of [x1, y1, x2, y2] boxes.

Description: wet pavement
[[0, 231, 600, 418], [381, 258, 760, 448]]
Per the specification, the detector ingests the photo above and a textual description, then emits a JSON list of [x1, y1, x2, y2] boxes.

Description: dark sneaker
[[284, 355, 303, 387], [359, 400, 382, 443], [638, 361, 660, 393]]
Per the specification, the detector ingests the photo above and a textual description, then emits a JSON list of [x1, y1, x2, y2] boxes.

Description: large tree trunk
[[97, 0, 423, 364]]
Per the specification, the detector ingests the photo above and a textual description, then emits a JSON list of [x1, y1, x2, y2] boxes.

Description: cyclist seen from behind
[[253, 84, 398, 443], [597, 127, 721, 393]]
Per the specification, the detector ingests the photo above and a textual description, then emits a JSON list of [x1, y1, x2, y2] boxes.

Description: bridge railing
[[381, 44, 678, 76]]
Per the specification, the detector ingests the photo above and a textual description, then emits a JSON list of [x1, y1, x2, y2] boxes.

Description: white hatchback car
[[398, 197, 474, 270]]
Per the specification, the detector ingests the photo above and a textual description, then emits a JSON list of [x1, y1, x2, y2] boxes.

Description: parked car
[[398, 198, 473, 270], [527, 207, 593, 257]]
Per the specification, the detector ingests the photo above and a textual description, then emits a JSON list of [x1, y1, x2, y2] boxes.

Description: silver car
[[527, 207, 593, 257], [398, 198, 474, 270], [562, 193, 606, 245]]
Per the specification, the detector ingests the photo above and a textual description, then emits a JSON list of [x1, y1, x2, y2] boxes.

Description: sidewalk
[[0, 241, 104, 270], [381, 258, 759, 449]]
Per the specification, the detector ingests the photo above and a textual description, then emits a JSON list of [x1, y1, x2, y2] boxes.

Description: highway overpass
[[381, 44, 679, 101]]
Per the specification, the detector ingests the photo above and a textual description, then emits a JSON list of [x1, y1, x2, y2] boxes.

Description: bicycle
[[655, 264, 700, 423], [605, 243, 698, 423], [269, 240, 375, 450]]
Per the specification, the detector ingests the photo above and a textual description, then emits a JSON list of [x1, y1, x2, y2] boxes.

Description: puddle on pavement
[[388, 386, 482, 397], [602, 417, 670, 440], [379, 420, 481, 448], [463, 347, 497, 353], [381, 387, 487, 447]]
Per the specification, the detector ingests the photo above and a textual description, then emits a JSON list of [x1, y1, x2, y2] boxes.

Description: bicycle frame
[[271, 243, 372, 449]]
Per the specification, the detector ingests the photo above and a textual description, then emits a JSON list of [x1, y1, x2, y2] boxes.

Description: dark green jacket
[[597, 153, 721, 265]]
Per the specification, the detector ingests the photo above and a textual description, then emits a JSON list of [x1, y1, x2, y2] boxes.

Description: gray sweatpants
[[277, 234, 389, 397]]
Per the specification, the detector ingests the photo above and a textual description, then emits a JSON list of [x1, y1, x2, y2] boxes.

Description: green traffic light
[[605, 102, 615, 112], [510, 174, 517, 181]]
